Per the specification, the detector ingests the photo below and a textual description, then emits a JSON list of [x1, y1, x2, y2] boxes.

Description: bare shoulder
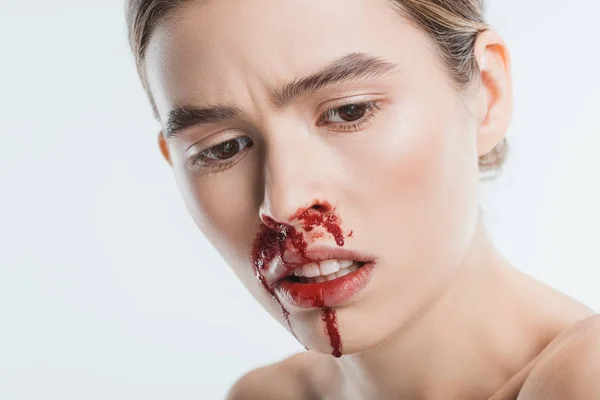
[[226, 351, 336, 400], [518, 313, 600, 400]]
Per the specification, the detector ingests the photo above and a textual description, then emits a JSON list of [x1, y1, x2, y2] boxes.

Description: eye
[[192, 136, 253, 167], [327, 104, 368, 122], [317, 100, 382, 132]]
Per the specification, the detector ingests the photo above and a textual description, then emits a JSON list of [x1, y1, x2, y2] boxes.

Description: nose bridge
[[259, 127, 329, 225]]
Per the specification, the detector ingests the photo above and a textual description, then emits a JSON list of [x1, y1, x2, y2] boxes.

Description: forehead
[[145, 0, 436, 120]]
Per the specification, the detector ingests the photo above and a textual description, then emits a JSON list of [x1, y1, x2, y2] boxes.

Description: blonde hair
[[125, 0, 508, 174]]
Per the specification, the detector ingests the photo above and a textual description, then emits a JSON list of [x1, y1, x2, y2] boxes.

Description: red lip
[[275, 262, 375, 308]]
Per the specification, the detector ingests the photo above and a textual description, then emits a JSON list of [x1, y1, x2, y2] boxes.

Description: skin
[[142, 0, 598, 398]]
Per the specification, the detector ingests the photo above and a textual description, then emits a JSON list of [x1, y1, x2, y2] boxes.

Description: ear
[[472, 30, 513, 157], [158, 131, 172, 166]]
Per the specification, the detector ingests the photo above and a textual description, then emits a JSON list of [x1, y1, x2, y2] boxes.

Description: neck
[[335, 213, 554, 399]]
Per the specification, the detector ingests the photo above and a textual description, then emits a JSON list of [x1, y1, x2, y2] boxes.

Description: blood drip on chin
[[323, 310, 342, 358], [251, 205, 347, 357], [313, 292, 343, 358]]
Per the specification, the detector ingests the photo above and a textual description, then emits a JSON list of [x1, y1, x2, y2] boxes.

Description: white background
[[1, 1, 599, 399]]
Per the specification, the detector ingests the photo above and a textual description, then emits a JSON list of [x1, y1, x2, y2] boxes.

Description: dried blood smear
[[298, 213, 344, 247], [250, 222, 297, 338], [292, 202, 345, 247], [250, 205, 347, 357]]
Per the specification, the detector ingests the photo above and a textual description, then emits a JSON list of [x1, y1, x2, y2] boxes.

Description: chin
[[289, 297, 407, 358]]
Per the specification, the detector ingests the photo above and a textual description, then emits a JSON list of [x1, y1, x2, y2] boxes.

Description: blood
[[251, 202, 347, 357], [312, 290, 343, 358], [298, 213, 344, 246], [251, 222, 297, 338], [323, 309, 342, 358], [291, 201, 345, 246]]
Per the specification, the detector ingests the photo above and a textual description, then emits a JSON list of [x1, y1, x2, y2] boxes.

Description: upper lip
[[267, 245, 374, 285]]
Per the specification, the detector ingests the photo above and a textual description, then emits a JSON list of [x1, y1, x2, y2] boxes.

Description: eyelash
[[191, 100, 383, 171], [317, 100, 383, 132], [190, 136, 253, 172]]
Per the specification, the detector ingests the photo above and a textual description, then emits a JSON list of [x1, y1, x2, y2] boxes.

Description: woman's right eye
[[192, 136, 253, 168]]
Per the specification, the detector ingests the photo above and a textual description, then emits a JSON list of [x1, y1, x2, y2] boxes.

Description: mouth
[[285, 260, 366, 283], [274, 259, 374, 309]]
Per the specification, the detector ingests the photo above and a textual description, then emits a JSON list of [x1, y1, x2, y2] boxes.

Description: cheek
[[350, 93, 480, 262], [171, 155, 262, 279], [172, 159, 290, 319], [322, 95, 482, 351], [358, 96, 476, 196], [334, 94, 481, 349]]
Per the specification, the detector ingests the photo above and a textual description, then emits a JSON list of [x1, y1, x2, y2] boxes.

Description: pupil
[[339, 104, 366, 121], [217, 140, 240, 159]]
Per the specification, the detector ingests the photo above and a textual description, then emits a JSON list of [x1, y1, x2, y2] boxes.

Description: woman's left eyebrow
[[163, 52, 399, 139], [268, 52, 400, 109]]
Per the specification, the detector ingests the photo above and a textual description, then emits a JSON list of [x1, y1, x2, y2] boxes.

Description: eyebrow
[[163, 52, 399, 138], [164, 105, 247, 139], [269, 52, 399, 108]]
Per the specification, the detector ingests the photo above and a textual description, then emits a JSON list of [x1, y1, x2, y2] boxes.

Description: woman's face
[[145, 0, 483, 355]]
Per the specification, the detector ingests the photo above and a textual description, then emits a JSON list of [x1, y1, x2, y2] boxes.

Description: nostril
[[260, 215, 284, 231], [310, 201, 333, 213], [260, 200, 334, 229]]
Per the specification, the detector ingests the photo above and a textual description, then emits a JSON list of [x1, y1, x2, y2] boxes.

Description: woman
[[125, 0, 599, 398]]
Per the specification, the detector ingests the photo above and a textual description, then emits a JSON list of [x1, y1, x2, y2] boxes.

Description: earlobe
[[473, 30, 513, 157], [158, 131, 172, 166]]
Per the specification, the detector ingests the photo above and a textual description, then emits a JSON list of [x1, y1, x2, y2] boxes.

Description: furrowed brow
[[162, 53, 398, 138], [269, 52, 400, 109]]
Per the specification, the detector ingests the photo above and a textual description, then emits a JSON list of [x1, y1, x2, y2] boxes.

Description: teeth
[[290, 260, 363, 283], [319, 260, 340, 276], [291, 260, 354, 278], [336, 268, 351, 278], [302, 262, 321, 278], [324, 272, 337, 281]]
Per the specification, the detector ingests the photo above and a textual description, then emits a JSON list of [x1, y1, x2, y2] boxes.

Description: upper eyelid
[[316, 96, 384, 117], [190, 137, 252, 167], [199, 136, 249, 157], [318, 100, 382, 122], [325, 99, 378, 113], [317, 93, 385, 109], [186, 128, 246, 153]]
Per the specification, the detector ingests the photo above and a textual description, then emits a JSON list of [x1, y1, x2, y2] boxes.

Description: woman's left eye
[[318, 100, 382, 131]]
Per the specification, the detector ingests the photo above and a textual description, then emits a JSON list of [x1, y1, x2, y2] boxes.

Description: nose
[[258, 133, 335, 228]]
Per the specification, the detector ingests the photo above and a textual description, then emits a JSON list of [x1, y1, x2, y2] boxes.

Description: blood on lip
[[250, 203, 347, 358]]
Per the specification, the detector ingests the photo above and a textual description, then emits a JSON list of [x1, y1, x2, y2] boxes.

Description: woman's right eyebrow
[[163, 52, 400, 139], [163, 104, 247, 139]]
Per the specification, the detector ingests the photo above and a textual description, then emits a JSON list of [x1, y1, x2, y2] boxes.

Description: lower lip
[[275, 263, 375, 308]]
